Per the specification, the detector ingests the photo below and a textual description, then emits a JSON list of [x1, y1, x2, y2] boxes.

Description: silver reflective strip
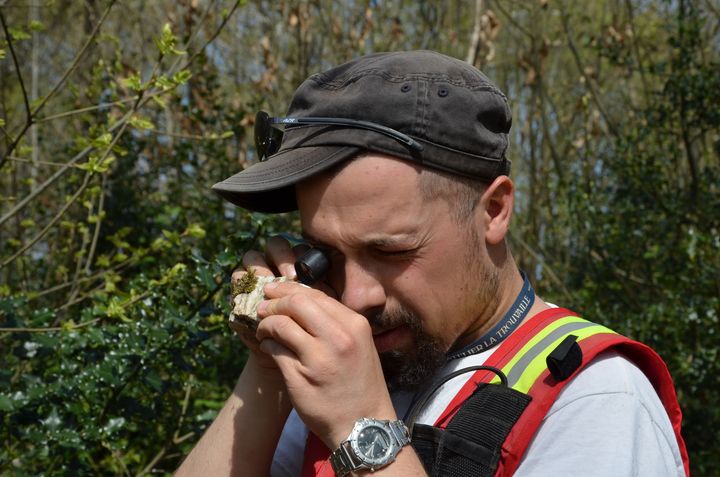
[[506, 321, 597, 388]]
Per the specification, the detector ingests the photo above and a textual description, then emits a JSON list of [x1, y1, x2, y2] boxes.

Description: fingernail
[[265, 281, 278, 290], [258, 300, 268, 313]]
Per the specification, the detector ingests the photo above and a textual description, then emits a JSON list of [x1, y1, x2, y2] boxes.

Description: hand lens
[[294, 248, 330, 285]]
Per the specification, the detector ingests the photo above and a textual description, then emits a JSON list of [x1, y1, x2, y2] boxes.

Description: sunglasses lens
[[254, 111, 271, 160], [254, 111, 284, 161]]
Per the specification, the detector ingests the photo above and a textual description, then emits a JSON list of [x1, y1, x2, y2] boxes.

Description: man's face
[[296, 154, 498, 390]]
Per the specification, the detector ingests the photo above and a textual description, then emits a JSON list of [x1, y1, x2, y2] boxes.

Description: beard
[[369, 306, 448, 392]]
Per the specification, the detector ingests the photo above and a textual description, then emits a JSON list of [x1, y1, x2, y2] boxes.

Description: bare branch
[[84, 174, 107, 274], [0, 10, 32, 122], [0, 172, 92, 269], [0, 109, 132, 228], [559, 1, 620, 138], [168, 0, 244, 77], [0, 318, 100, 333], [4, 156, 75, 168], [31, 0, 117, 118], [466, 0, 484, 65], [0, 116, 132, 269], [0, 0, 117, 170]]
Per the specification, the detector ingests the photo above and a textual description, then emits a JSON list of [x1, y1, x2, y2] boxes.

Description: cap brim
[[212, 145, 361, 213]]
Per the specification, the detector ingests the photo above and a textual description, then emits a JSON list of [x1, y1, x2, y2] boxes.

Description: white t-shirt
[[271, 349, 685, 477]]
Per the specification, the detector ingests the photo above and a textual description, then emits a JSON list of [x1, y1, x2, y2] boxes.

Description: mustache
[[369, 305, 422, 332]]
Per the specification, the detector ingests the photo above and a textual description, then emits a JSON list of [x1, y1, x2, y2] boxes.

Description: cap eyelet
[[400, 83, 412, 93], [438, 87, 449, 97]]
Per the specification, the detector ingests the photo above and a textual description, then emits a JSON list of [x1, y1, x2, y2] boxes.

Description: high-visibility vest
[[300, 308, 690, 476]]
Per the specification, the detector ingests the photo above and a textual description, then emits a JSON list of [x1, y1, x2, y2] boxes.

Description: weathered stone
[[228, 275, 288, 334]]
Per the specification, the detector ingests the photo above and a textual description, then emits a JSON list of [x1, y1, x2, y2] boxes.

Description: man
[[178, 51, 688, 476]]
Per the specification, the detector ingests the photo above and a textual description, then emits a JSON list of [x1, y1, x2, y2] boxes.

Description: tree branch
[[0, 0, 117, 170], [466, 0, 484, 66], [559, 1, 620, 138], [0, 114, 132, 269], [0, 109, 131, 228], [0, 10, 31, 122], [84, 174, 107, 274]]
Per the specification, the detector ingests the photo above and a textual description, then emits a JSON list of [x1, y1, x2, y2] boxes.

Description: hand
[[255, 280, 397, 449], [230, 235, 309, 369]]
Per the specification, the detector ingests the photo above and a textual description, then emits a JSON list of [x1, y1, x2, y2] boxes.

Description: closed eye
[[375, 248, 419, 258]]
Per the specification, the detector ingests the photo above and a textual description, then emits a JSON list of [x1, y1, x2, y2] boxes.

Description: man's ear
[[479, 176, 514, 245]]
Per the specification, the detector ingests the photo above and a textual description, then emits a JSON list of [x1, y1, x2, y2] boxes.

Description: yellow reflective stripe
[[510, 324, 616, 394], [490, 316, 587, 383], [490, 317, 617, 394]]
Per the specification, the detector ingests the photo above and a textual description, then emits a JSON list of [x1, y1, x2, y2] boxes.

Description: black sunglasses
[[253, 111, 424, 161]]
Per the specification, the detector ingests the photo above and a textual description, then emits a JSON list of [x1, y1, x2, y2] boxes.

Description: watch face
[[356, 425, 392, 463]]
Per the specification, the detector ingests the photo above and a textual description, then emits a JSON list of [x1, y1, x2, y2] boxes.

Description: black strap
[[411, 382, 531, 477], [546, 334, 583, 381]]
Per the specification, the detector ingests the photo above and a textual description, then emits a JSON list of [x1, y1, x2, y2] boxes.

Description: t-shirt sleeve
[[514, 351, 685, 477], [271, 410, 309, 477]]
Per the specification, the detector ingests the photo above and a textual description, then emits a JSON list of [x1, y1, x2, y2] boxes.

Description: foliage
[[0, 0, 718, 475]]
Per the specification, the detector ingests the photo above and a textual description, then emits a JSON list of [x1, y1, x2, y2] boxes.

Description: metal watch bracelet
[[329, 419, 411, 477]]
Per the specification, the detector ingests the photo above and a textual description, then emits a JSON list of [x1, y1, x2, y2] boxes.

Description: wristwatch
[[329, 418, 411, 476]]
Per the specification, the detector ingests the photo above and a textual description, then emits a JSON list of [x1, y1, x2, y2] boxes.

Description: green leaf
[[151, 94, 167, 108], [8, 27, 31, 41], [129, 114, 155, 130], [106, 297, 128, 321], [185, 223, 206, 239], [154, 75, 175, 90], [172, 70, 192, 85], [91, 133, 113, 148], [144, 370, 163, 392], [28, 20, 45, 32], [121, 73, 143, 92], [197, 266, 215, 290], [0, 395, 13, 412], [155, 23, 185, 56]]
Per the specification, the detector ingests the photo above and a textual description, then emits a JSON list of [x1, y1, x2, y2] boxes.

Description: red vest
[[301, 308, 690, 476]]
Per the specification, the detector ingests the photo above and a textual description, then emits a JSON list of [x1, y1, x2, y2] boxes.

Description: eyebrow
[[301, 231, 417, 249]]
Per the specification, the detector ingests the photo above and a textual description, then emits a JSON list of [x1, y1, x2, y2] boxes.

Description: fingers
[[258, 287, 326, 337], [258, 339, 298, 370], [233, 235, 300, 286], [266, 235, 298, 279], [259, 281, 368, 338], [257, 314, 314, 361]]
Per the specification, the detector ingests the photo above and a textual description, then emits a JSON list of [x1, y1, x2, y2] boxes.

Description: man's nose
[[336, 258, 386, 316]]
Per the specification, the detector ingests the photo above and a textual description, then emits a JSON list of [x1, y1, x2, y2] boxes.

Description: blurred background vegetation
[[0, 0, 717, 475]]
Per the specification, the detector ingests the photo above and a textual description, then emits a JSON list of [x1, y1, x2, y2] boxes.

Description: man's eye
[[377, 248, 417, 257]]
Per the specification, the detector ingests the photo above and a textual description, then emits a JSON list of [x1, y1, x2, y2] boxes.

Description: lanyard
[[446, 271, 535, 360]]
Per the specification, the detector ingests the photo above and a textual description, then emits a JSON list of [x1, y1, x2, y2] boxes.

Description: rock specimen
[[228, 270, 287, 334]]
